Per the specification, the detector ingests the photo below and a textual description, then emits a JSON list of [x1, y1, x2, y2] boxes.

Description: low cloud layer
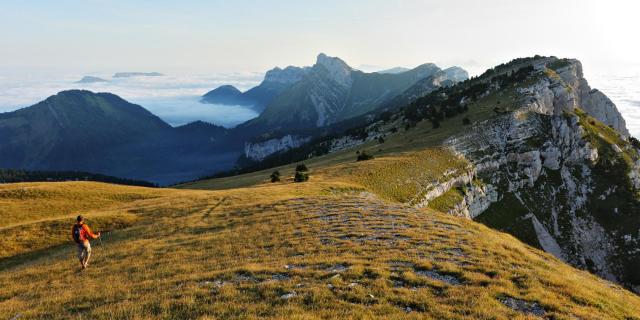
[[0, 71, 262, 127], [588, 73, 640, 138], [133, 95, 258, 127]]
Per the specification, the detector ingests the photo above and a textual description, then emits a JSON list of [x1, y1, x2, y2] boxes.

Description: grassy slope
[[0, 182, 170, 261], [1, 174, 640, 319]]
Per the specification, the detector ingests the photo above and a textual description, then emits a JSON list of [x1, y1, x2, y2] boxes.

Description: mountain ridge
[[239, 54, 468, 135], [0, 90, 233, 185], [201, 66, 310, 112], [187, 56, 640, 294]]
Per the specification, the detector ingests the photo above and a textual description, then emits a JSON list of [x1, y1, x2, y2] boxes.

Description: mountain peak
[[315, 53, 351, 71], [315, 53, 353, 87], [263, 66, 309, 84], [201, 85, 252, 106], [442, 66, 469, 82]]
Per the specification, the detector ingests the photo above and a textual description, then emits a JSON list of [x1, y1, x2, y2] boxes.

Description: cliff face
[[421, 59, 640, 292], [519, 59, 628, 135], [244, 135, 311, 161]]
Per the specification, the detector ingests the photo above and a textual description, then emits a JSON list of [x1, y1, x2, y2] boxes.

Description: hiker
[[71, 215, 100, 269]]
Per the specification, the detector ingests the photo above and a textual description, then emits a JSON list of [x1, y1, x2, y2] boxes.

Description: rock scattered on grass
[[326, 264, 349, 273], [415, 270, 462, 285], [498, 296, 546, 317], [280, 292, 297, 300], [271, 273, 291, 281]]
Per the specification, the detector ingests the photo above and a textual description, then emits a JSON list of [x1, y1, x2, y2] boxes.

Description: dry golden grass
[[1, 178, 640, 319], [0, 181, 166, 228], [0, 182, 170, 261], [324, 148, 470, 204]]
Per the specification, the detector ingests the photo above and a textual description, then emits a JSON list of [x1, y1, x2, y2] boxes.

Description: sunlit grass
[[1, 180, 639, 319]]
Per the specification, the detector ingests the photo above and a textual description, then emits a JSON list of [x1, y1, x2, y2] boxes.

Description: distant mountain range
[[1, 54, 467, 184], [202, 66, 309, 112], [0, 90, 233, 185], [76, 76, 108, 84], [376, 66, 411, 74], [75, 72, 164, 83], [209, 53, 467, 133]]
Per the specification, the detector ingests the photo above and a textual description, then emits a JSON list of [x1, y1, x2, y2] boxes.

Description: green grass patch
[[428, 187, 465, 213]]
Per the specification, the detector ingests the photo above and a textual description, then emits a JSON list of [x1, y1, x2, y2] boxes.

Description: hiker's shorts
[[77, 242, 91, 260]]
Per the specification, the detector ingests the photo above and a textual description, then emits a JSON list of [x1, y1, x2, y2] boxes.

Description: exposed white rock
[[629, 160, 640, 190], [540, 143, 561, 170], [571, 215, 617, 282], [280, 292, 297, 300], [556, 60, 628, 136], [521, 59, 629, 135], [508, 150, 542, 187], [612, 144, 623, 153], [456, 182, 499, 219], [556, 60, 629, 136], [264, 66, 309, 84], [329, 136, 363, 153], [315, 53, 353, 88], [244, 135, 311, 161], [414, 169, 476, 208], [530, 215, 566, 261]]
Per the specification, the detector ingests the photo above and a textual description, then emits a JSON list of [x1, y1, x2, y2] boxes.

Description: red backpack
[[72, 224, 87, 244]]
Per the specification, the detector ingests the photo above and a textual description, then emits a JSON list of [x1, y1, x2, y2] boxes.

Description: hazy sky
[[1, 0, 639, 75]]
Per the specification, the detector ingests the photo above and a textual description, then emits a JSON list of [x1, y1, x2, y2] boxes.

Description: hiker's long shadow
[[0, 243, 72, 270], [0, 230, 128, 271]]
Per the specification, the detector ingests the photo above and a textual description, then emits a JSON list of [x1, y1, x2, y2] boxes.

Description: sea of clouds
[[0, 71, 263, 127], [0, 70, 638, 136], [588, 73, 640, 138]]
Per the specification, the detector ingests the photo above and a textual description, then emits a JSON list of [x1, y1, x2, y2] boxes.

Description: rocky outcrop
[[463, 182, 499, 218], [244, 135, 311, 161], [444, 109, 629, 288], [414, 169, 476, 209], [315, 53, 353, 88], [630, 160, 640, 190], [519, 60, 629, 135], [436, 58, 639, 293], [556, 60, 628, 136], [263, 66, 310, 85]]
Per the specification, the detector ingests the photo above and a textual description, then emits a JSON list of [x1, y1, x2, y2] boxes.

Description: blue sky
[[2, 0, 639, 75]]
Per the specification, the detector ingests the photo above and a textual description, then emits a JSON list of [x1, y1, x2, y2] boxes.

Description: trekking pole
[[99, 229, 110, 247], [98, 232, 107, 263]]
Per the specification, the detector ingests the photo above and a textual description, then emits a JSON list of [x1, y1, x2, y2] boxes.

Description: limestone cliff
[[426, 58, 640, 292], [244, 135, 311, 161]]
